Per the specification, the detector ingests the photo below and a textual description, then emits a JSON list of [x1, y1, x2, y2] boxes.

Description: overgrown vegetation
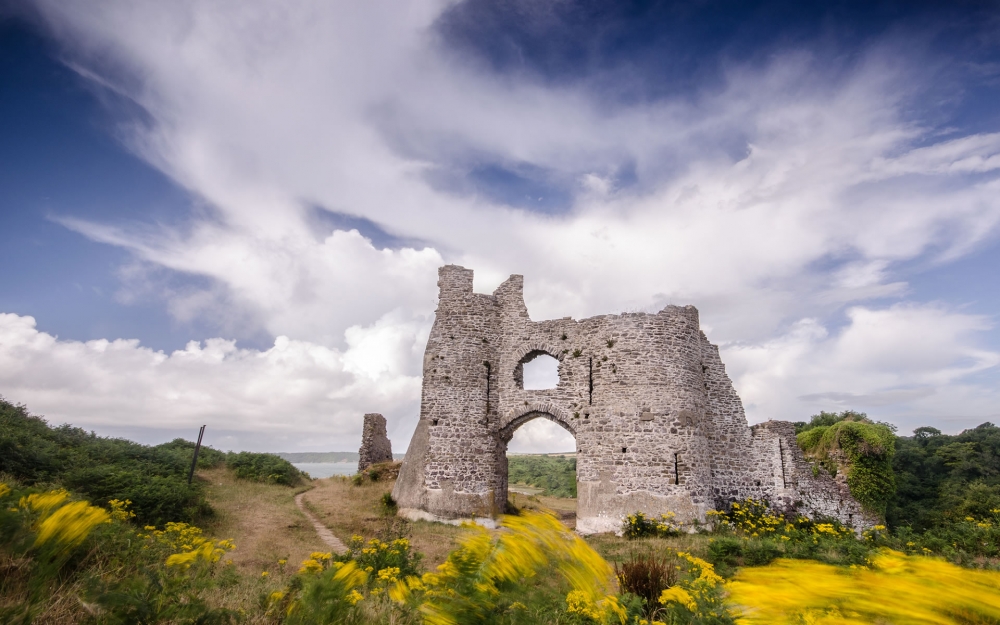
[[889, 422, 1000, 530], [226, 451, 305, 486], [507, 454, 577, 498], [795, 410, 897, 516], [0, 398, 304, 526]]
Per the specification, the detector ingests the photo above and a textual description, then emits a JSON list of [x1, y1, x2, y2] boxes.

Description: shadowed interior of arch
[[519, 351, 559, 389], [503, 412, 577, 526]]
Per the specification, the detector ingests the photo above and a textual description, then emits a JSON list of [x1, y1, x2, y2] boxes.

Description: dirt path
[[295, 491, 348, 554]]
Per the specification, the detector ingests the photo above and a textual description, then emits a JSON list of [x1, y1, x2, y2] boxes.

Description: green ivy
[[797, 416, 896, 517]]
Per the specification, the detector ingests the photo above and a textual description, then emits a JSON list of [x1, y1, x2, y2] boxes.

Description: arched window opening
[[519, 352, 559, 390]]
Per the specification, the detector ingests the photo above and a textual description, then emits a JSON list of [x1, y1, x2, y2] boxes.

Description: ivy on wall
[[796, 412, 897, 517]]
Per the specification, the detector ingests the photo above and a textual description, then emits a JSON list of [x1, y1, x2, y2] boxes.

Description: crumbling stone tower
[[393, 265, 872, 533], [358, 413, 393, 472]]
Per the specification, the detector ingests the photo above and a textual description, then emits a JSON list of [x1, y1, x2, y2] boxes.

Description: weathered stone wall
[[358, 413, 393, 472], [393, 265, 873, 532]]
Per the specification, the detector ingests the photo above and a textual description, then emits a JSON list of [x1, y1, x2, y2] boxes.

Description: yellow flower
[[659, 586, 697, 611], [729, 549, 1000, 624], [20, 490, 70, 513], [347, 589, 364, 605], [33, 499, 110, 548], [0, 483, 11, 499], [261, 571, 269, 578], [298, 558, 324, 574], [377, 566, 401, 583], [107, 499, 136, 522]]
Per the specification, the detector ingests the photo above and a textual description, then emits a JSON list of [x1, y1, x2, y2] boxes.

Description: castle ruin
[[358, 413, 393, 472], [393, 265, 873, 533]]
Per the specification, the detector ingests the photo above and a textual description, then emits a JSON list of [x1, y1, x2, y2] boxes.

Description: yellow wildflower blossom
[[20, 489, 70, 513], [33, 499, 110, 548], [107, 499, 136, 522], [298, 558, 324, 574], [659, 586, 697, 611], [730, 549, 1000, 624]]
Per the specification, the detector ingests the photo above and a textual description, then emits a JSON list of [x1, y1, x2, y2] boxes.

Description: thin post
[[187, 425, 206, 485]]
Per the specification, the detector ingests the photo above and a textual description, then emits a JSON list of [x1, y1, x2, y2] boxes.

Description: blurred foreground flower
[[391, 509, 625, 625], [729, 549, 1000, 624]]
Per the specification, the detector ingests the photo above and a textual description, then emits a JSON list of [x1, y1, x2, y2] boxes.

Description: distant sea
[[292, 462, 357, 478]]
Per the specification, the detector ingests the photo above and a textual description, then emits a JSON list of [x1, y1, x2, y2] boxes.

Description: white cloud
[[724, 303, 1000, 433], [10, 1, 1000, 448], [0, 312, 424, 451], [509, 418, 576, 454]]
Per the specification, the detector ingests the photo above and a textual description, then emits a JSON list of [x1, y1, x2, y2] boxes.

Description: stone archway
[[497, 410, 577, 515]]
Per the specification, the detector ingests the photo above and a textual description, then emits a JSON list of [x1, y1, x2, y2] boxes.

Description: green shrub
[[742, 540, 781, 566], [622, 511, 681, 538], [0, 398, 211, 525], [796, 413, 896, 516], [706, 537, 744, 572], [380, 492, 397, 516], [156, 438, 227, 469], [225, 451, 304, 486]]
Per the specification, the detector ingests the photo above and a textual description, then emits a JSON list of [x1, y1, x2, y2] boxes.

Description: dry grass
[[300, 475, 464, 570], [195, 468, 335, 623], [509, 492, 577, 529], [588, 532, 713, 565], [199, 467, 321, 575]]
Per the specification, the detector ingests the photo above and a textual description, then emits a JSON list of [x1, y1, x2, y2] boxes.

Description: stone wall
[[392, 265, 875, 532], [358, 413, 393, 472]]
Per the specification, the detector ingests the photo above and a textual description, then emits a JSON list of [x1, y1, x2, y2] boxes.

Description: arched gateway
[[393, 265, 872, 533]]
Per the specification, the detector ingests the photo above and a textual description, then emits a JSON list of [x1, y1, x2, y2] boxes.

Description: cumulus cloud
[[725, 303, 1000, 433], [0, 312, 425, 451], [6, 0, 1000, 448]]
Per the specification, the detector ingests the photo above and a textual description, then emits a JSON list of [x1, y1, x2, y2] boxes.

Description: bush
[[156, 438, 227, 469], [742, 540, 781, 567], [796, 413, 896, 516], [622, 511, 681, 538], [706, 537, 744, 573], [225, 451, 304, 486], [0, 398, 211, 525]]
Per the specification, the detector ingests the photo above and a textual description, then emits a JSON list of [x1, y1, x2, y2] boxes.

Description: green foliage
[[705, 499, 874, 574], [888, 422, 1000, 532], [0, 398, 211, 525], [156, 438, 227, 469], [507, 454, 577, 498], [381, 492, 398, 516], [225, 451, 305, 485], [796, 411, 896, 516], [622, 512, 681, 539]]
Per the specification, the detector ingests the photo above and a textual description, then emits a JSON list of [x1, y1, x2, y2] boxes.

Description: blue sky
[[1, 1, 1000, 453]]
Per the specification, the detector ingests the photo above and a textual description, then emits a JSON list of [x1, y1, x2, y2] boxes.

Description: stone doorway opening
[[503, 412, 577, 528]]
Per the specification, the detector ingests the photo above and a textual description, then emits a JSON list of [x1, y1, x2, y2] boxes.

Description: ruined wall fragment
[[358, 413, 393, 472]]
